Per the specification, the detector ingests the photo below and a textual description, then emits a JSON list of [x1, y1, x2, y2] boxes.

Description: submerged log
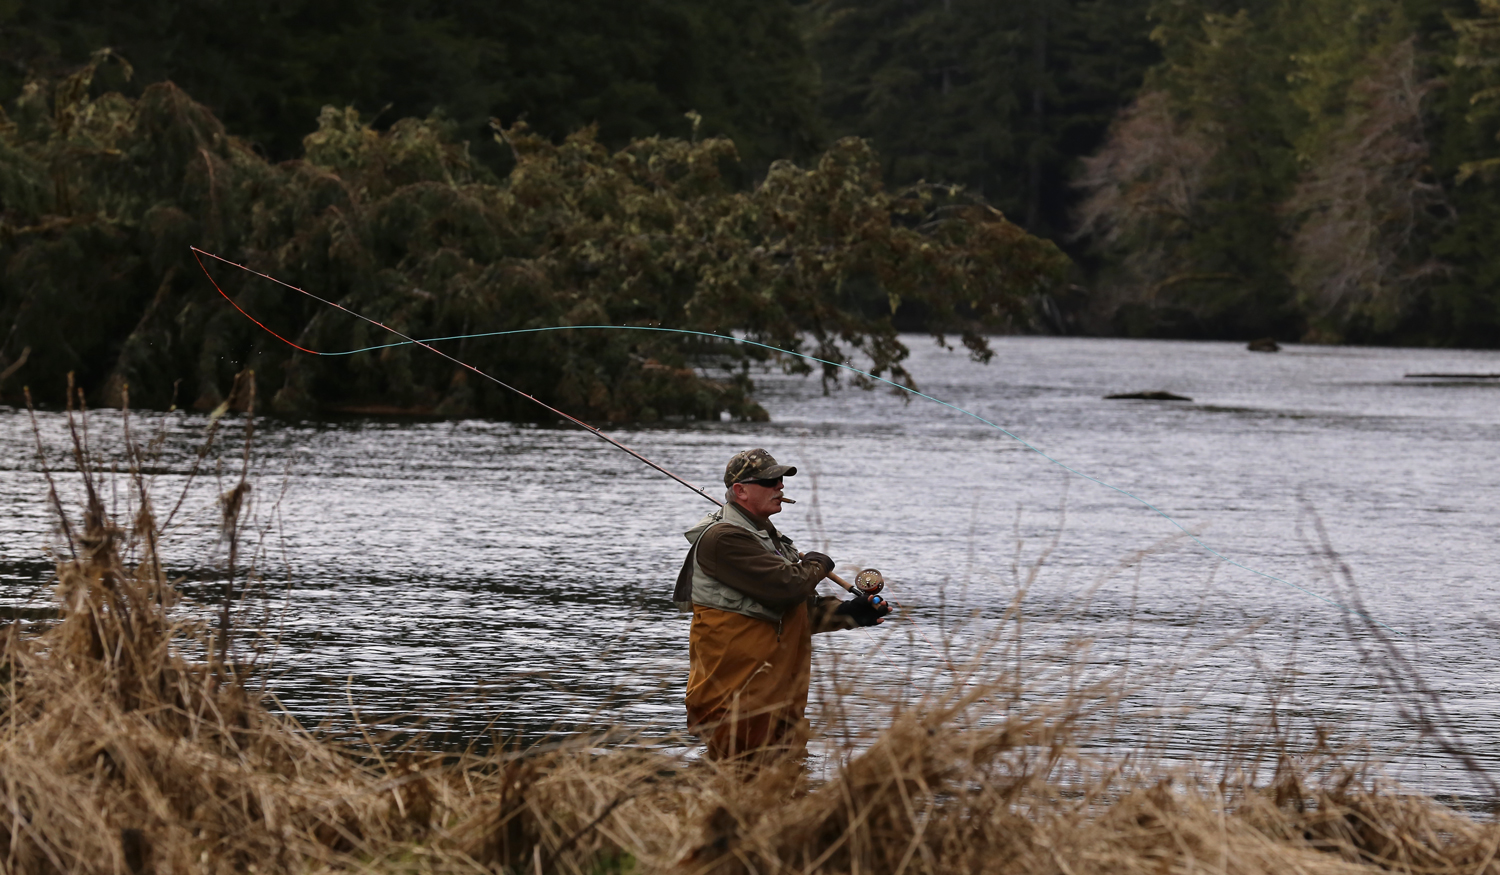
[[1247, 337, 1280, 352]]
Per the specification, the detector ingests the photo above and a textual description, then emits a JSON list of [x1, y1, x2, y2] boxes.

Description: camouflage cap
[[724, 448, 798, 487]]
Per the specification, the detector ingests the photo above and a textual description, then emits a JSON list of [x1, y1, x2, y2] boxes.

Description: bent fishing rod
[[194, 247, 884, 598], [191, 246, 1393, 631]]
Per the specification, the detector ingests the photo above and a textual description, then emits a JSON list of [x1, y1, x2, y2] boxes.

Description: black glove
[[834, 592, 891, 627], [801, 551, 835, 577]]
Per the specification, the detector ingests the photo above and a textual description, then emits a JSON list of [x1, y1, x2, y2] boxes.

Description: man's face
[[731, 476, 785, 518]]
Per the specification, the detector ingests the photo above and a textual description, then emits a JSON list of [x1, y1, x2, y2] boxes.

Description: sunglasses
[[742, 476, 783, 489]]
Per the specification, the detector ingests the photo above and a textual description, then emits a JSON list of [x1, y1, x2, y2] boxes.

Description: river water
[[2, 337, 1498, 799]]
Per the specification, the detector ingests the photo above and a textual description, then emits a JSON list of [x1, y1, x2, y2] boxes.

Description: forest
[[1, 0, 1498, 414]]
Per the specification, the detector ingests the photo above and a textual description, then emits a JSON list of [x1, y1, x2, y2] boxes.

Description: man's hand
[[834, 593, 892, 627], [800, 551, 835, 577]]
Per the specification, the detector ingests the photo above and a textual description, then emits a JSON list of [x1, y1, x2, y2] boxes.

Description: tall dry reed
[[4, 389, 1499, 874]]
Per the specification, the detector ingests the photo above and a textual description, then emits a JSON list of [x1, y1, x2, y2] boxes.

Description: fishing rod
[[194, 247, 903, 601], [191, 246, 1395, 633]]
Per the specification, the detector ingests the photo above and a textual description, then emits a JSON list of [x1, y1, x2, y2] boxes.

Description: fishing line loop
[[190, 247, 722, 508]]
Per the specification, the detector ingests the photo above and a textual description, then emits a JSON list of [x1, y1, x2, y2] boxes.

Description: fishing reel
[[854, 568, 887, 609]]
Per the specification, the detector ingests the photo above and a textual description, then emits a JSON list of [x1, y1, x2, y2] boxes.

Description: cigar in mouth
[[777, 496, 797, 504]]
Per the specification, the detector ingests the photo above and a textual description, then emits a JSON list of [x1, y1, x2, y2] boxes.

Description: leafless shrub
[[1073, 90, 1219, 303], [1286, 38, 1449, 340]]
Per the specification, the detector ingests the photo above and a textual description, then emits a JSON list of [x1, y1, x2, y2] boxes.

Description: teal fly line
[[190, 246, 1399, 635]]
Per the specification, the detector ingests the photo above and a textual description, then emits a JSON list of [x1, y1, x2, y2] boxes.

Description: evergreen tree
[[0, 0, 823, 172], [1076, 0, 1299, 338], [1073, 0, 1483, 343], [1425, 0, 1500, 345], [808, 0, 1157, 240]]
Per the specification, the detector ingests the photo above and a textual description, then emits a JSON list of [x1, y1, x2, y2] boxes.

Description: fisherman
[[674, 448, 890, 761]]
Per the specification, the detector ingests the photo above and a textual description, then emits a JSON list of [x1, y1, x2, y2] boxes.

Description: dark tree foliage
[[8, 0, 1496, 349], [0, 0, 823, 173], [0, 63, 1069, 418], [1071, 0, 1500, 345], [1425, 0, 1500, 346], [807, 0, 1159, 241], [1076, 0, 1303, 339]]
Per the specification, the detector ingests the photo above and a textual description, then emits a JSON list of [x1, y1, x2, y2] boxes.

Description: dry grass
[[5, 396, 1500, 875]]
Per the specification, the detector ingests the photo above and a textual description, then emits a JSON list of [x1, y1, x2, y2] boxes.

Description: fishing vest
[[675, 500, 798, 625]]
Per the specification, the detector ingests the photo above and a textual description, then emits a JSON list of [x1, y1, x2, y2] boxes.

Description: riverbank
[[5, 406, 1500, 875]]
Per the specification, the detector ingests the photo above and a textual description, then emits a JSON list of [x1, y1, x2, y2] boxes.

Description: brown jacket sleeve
[[696, 525, 827, 610]]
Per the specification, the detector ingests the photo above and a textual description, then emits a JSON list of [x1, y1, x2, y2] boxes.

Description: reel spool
[[854, 568, 885, 597]]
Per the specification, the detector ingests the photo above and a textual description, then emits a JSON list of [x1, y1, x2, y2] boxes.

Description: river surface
[[2, 337, 1498, 799]]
